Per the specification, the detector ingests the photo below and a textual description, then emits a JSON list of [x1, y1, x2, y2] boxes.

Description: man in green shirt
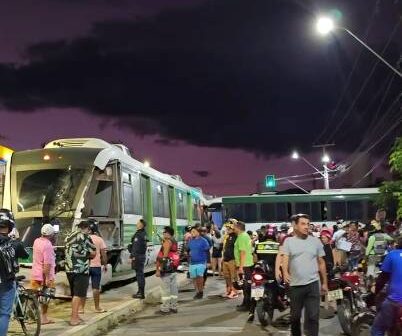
[[234, 221, 254, 311]]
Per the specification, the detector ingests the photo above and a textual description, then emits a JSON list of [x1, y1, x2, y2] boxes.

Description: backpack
[[0, 240, 18, 283], [158, 239, 180, 272], [373, 233, 387, 255]]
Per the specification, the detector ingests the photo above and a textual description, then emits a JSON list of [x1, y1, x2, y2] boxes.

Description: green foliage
[[378, 138, 402, 219]]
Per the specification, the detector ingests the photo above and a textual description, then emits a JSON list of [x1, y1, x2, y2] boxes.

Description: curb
[[58, 273, 189, 336]]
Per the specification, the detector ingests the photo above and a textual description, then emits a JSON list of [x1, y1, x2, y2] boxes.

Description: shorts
[[189, 264, 206, 279], [89, 267, 102, 290], [30, 280, 55, 290], [222, 260, 237, 282], [67, 273, 90, 298], [212, 248, 223, 259]]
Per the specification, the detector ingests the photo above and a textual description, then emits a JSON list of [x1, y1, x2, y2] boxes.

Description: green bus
[[207, 188, 380, 232]]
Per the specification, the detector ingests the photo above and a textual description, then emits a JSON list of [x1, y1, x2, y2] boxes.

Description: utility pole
[[312, 143, 335, 190]]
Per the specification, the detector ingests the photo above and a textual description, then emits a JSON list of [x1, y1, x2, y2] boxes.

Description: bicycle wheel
[[19, 293, 41, 336]]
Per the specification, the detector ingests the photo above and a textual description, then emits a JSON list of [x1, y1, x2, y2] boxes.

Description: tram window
[[276, 203, 289, 221], [347, 201, 363, 220], [311, 202, 321, 221], [261, 203, 275, 222], [152, 180, 169, 217], [329, 201, 346, 220], [244, 203, 257, 222], [123, 183, 134, 214], [92, 181, 113, 217], [225, 204, 244, 221], [192, 199, 200, 221], [176, 190, 187, 219], [295, 203, 310, 216]]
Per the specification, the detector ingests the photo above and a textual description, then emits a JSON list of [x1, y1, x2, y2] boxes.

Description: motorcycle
[[250, 260, 289, 326], [328, 271, 367, 336]]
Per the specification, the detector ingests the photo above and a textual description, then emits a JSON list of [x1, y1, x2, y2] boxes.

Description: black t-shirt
[[223, 233, 236, 262], [323, 243, 334, 269]]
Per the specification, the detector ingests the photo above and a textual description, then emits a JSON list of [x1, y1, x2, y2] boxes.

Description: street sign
[[265, 175, 276, 189]]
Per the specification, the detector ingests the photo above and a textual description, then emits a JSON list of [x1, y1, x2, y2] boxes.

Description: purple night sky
[[0, 0, 400, 195]]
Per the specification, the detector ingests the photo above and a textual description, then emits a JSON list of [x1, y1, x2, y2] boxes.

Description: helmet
[[0, 208, 15, 233], [41, 224, 55, 236], [88, 219, 100, 234], [280, 224, 288, 232]]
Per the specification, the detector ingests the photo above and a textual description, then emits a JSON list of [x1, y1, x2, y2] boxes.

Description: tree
[[377, 137, 402, 220]]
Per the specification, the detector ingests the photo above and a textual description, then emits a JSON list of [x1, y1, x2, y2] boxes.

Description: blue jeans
[[0, 281, 16, 336], [348, 252, 360, 271], [371, 298, 400, 336]]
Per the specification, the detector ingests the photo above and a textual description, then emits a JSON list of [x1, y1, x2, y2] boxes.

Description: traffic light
[[265, 175, 276, 189]]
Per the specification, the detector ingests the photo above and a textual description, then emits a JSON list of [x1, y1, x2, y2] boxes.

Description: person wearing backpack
[[156, 226, 179, 315], [365, 220, 393, 278], [0, 209, 28, 336]]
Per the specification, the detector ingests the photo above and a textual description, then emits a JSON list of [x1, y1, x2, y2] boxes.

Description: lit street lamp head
[[316, 17, 335, 35], [144, 160, 150, 168], [291, 151, 299, 160], [321, 154, 331, 163]]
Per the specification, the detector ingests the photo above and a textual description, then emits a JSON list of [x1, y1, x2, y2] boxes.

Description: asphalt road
[[106, 276, 345, 336]]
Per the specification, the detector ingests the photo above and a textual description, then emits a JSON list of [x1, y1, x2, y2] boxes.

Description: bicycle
[[11, 275, 41, 336]]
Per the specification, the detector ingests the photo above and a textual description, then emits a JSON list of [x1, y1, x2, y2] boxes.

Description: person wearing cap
[[222, 222, 238, 298], [64, 220, 96, 326], [320, 230, 334, 276], [31, 223, 57, 325], [0, 209, 28, 336]]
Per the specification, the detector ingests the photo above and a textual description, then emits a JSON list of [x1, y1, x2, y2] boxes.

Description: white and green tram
[[2, 138, 206, 285], [207, 188, 381, 232]]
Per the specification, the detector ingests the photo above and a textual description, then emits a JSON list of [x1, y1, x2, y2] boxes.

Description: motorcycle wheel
[[351, 312, 374, 336], [256, 299, 274, 327], [337, 297, 353, 336]]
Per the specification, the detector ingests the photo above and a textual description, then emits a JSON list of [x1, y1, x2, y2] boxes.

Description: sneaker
[[132, 293, 145, 299], [247, 313, 255, 323], [193, 292, 203, 300], [155, 310, 170, 315]]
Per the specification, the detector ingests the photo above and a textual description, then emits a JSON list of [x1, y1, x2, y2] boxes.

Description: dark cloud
[[0, 0, 400, 155], [193, 170, 211, 178]]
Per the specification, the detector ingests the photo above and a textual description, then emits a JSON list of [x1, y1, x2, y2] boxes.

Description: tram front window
[[16, 168, 86, 216]]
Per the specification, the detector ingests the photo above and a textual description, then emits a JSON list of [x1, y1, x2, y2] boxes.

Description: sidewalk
[[8, 272, 190, 336]]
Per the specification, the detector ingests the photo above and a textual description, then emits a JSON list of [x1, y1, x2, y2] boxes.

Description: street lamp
[[291, 151, 331, 189], [315, 16, 402, 78], [144, 160, 150, 168]]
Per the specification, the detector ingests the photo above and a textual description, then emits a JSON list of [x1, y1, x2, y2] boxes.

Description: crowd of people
[[1, 205, 401, 336]]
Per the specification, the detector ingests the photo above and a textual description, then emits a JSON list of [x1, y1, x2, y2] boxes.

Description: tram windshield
[[16, 167, 87, 217]]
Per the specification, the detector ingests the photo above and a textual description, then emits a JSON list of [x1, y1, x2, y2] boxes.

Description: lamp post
[[316, 16, 402, 78], [291, 151, 331, 189]]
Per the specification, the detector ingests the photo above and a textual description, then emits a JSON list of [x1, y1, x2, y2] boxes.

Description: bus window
[[225, 204, 244, 221], [276, 203, 290, 221], [92, 181, 113, 217], [295, 203, 310, 216], [244, 203, 257, 223], [347, 201, 363, 220], [329, 201, 346, 220], [311, 202, 322, 221], [261, 203, 275, 221]]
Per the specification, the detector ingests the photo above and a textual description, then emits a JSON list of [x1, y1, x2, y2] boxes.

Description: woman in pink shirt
[[31, 224, 56, 325], [80, 220, 107, 313]]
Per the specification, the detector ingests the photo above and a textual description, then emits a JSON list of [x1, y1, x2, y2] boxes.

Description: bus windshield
[[16, 167, 86, 217]]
